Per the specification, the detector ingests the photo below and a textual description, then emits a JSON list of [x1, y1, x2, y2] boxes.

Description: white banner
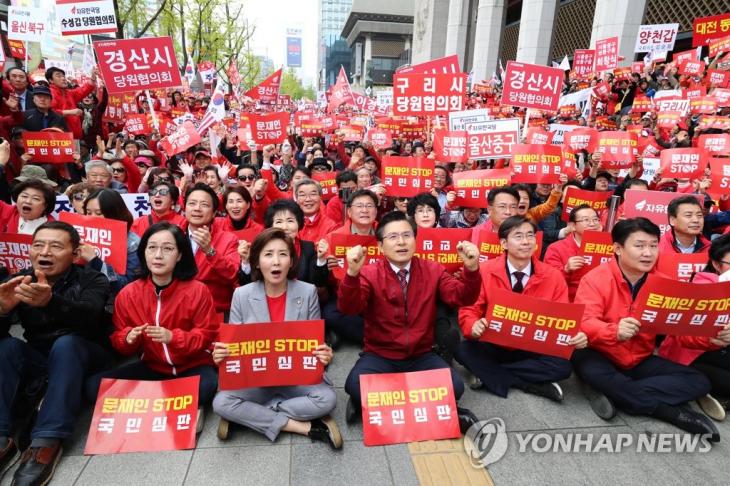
[[634, 24, 679, 54], [547, 124, 580, 146], [56, 0, 117, 36], [52, 193, 151, 220], [7, 6, 47, 43], [448, 108, 492, 131]]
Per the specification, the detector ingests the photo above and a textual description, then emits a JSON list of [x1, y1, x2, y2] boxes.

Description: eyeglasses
[[149, 188, 171, 197], [112, 167, 126, 174], [415, 207, 435, 215], [145, 245, 177, 256], [297, 192, 319, 200], [575, 218, 601, 224], [493, 204, 518, 212], [72, 193, 87, 201], [382, 231, 414, 242], [351, 203, 376, 210], [238, 174, 256, 181], [312, 165, 329, 172]]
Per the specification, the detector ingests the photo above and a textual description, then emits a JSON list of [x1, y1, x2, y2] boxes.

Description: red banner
[[367, 128, 392, 150], [396, 55, 461, 75], [392, 73, 466, 116], [511, 144, 563, 184], [327, 67, 354, 112], [311, 171, 338, 201], [596, 131, 638, 168], [217, 320, 324, 389], [693, 13, 730, 47], [656, 253, 708, 282], [659, 148, 708, 179], [361, 369, 460, 446], [690, 96, 718, 115], [249, 112, 289, 145], [631, 95, 653, 113], [634, 275, 730, 336], [656, 111, 683, 130], [381, 156, 435, 198], [474, 229, 542, 262], [595, 37, 619, 72], [708, 157, 730, 199], [561, 187, 611, 222], [22, 131, 75, 163], [59, 212, 128, 273], [432, 129, 468, 163], [0, 233, 32, 274], [124, 114, 150, 136], [623, 190, 704, 236], [577, 231, 614, 277], [573, 49, 595, 77], [452, 169, 511, 208], [8, 39, 26, 59], [563, 127, 598, 153], [94, 36, 181, 94], [699, 134, 730, 155], [483, 288, 583, 358], [245, 68, 282, 103], [678, 60, 705, 77], [709, 35, 730, 58], [697, 116, 730, 131], [708, 69, 730, 88], [330, 234, 382, 280], [158, 121, 202, 156], [414, 228, 472, 273], [501, 61, 563, 112], [523, 128, 554, 145], [84, 376, 198, 454]]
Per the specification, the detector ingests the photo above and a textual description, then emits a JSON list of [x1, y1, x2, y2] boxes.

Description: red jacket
[[0, 201, 54, 233], [300, 208, 340, 243], [575, 259, 716, 369], [338, 256, 481, 360], [50, 82, 95, 139], [111, 278, 218, 375], [459, 255, 569, 338], [543, 234, 583, 302], [181, 221, 240, 312], [131, 211, 186, 237], [325, 194, 346, 226], [658, 229, 710, 254]]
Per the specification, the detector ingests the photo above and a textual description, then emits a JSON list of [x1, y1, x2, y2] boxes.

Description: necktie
[[397, 269, 408, 298], [512, 271, 525, 293]]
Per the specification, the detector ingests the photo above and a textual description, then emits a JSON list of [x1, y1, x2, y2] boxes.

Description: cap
[[14, 165, 57, 187], [194, 150, 211, 158], [310, 157, 333, 171], [102, 152, 123, 162], [32, 85, 52, 98], [134, 156, 152, 167]]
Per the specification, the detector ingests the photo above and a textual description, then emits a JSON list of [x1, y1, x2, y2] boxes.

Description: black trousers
[[691, 348, 730, 398]]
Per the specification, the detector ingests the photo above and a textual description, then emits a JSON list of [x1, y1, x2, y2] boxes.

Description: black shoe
[[580, 381, 616, 420], [659, 406, 720, 443], [11, 443, 62, 486], [457, 407, 478, 434], [325, 330, 341, 351], [521, 382, 564, 403], [345, 396, 360, 424], [0, 438, 19, 480], [308, 416, 343, 449]]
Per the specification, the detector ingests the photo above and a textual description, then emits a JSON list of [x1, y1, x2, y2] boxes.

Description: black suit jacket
[[22, 108, 67, 132]]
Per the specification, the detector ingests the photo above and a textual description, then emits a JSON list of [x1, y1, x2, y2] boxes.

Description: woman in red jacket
[[213, 186, 262, 235], [0, 179, 56, 234], [85, 221, 219, 410], [131, 181, 185, 237]]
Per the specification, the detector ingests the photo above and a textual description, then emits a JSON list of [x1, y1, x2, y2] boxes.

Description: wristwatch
[[204, 247, 216, 257]]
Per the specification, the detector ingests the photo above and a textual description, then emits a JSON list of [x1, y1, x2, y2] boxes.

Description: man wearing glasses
[[294, 179, 339, 243], [457, 216, 588, 402], [544, 204, 603, 302], [338, 210, 482, 431]]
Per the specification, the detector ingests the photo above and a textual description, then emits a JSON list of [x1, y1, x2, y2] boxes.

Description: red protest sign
[[230, 228, 260, 246], [524, 128, 554, 145], [84, 376, 198, 454], [659, 148, 708, 179], [697, 115, 730, 131], [693, 13, 730, 47], [592, 81, 611, 99], [249, 112, 289, 145], [699, 134, 730, 155], [577, 231, 614, 277], [656, 253, 708, 282], [381, 156, 435, 198], [511, 144, 563, 184], [690, 96, 718, 115], [217, 320, 324, 390], [631, 62, 644, 74], [709, 35, 730, 58], [414, 228, 472, 273], [311, 171, 338, 201], [596, 131, 638, 168], [330, 234, 382, 280], [392, 73, 466, 116], [563, 127, 598, 153], [59, 212, 128, 273], [573, 49, 595, 77], [708, 157, 730, 199], [707, 69, 730, 88], [0, 233, 32, 274], [367, 128, 392, 150], [94, 37, 181, 94], [656, 111, 683, 130], [631, 95, 653, 113], [634, 275, 730, 336], [561, 187, 611, 222], [452, 169, 511, 208], [245, 69, 282, 103], [483, 288, 583, 359], [678, 60, 705, 77], [22, 132, 75, 163], [158, 121, 202, 156], [340, 125, 365, 142], [361, 369, 460, 446], [396, 55, 461, 74], [466, 118, 521, 159], [474, 229, 542, 263], [124, 114, 150, 136], [8, 39, 26, 59], [432, 129, 468, 163], [623, 190, 704, 236], [595, 37, 619, 72], [501, 61, 563, 112]]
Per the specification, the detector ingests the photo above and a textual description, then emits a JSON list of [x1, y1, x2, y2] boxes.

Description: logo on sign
[[464, 418, 509, 468]]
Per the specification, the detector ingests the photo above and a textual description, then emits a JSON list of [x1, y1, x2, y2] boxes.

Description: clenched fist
[[346, 245, 366, 277], [456, 241, 480, 272]]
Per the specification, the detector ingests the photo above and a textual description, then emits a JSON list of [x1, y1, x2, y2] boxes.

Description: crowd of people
[[0, 42, 728, 485]]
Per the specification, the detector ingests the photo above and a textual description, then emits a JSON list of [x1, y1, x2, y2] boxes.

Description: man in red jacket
[[658, 195, 710, 254], [573, 217, 730, 441], [338, 211, 482, 429], [458, 216, 587, 402], [47, 66, 98, 140], [295, 179, 340, 242]]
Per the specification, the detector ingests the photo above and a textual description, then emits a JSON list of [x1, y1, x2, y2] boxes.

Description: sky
[[244, 0, 320, 89]]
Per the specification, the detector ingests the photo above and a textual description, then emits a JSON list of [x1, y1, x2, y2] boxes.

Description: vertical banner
[[595, 37, 619, 72], [286, 28, 302, 68], [361, 369, 460, 446], [381, 156, 435, 197], [501, 61, 563, 112], [85, 377, 199, 455]]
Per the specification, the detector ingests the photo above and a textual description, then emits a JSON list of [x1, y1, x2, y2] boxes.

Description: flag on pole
[[227, 59, 242, 100], [559, 55, 570, 71], [197, 82, 226, 135], [184, 57, 196, 84], [82, 43, 95, 75]]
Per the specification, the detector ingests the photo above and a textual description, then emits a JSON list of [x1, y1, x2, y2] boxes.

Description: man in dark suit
[[21, 85, 67, 132], [5, 67, 36, 112]]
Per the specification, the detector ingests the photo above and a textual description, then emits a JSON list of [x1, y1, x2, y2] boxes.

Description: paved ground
[[2, 340, 730, 486]]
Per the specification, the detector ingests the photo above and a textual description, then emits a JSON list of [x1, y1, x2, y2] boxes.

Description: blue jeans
[[344, 351, 464, 406], [0, 335, 113, 439]]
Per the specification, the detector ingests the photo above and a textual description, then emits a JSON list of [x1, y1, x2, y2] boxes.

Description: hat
[[194, 150, 211, 158], [102, 152, 122, 162], [32, 85, 52, 98], [641, 113, 652, 120], [139, 149, 156, 158], [134, 156, 152, 167], [310, 157, 332, 171], [14, 165, 57, 187]]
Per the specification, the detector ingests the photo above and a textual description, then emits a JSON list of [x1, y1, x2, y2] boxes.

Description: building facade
[[319, 0, 354, 89]]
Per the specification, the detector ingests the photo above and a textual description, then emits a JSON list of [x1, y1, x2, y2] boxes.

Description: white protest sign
[[448, 108, 492, 131]]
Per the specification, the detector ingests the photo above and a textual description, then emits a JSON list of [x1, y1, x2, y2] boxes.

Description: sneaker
[[217, 418, 230, 441], [308, 416, 343, 449], [0, 438, 19, 480], [196, 408, 205, 434], [580, 381, 616, 420], [468, 376, 484, 391], [457, 407, 478, 434], [521, 382, 564, 403], [11, 443, 62, 486], [697, 394, 726, 422], [345, 396, 360, 424]]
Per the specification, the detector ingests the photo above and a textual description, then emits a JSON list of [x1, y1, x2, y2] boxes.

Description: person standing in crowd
[[47, 66, 99, 140], [22, 85, 67, 132], [5, 68, 35, 112]]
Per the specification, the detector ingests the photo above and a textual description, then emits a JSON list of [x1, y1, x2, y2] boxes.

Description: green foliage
[[279, 68, 315, 101]]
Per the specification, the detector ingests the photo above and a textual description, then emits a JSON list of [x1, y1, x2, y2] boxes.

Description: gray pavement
[[2, 341, 730, 486]]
